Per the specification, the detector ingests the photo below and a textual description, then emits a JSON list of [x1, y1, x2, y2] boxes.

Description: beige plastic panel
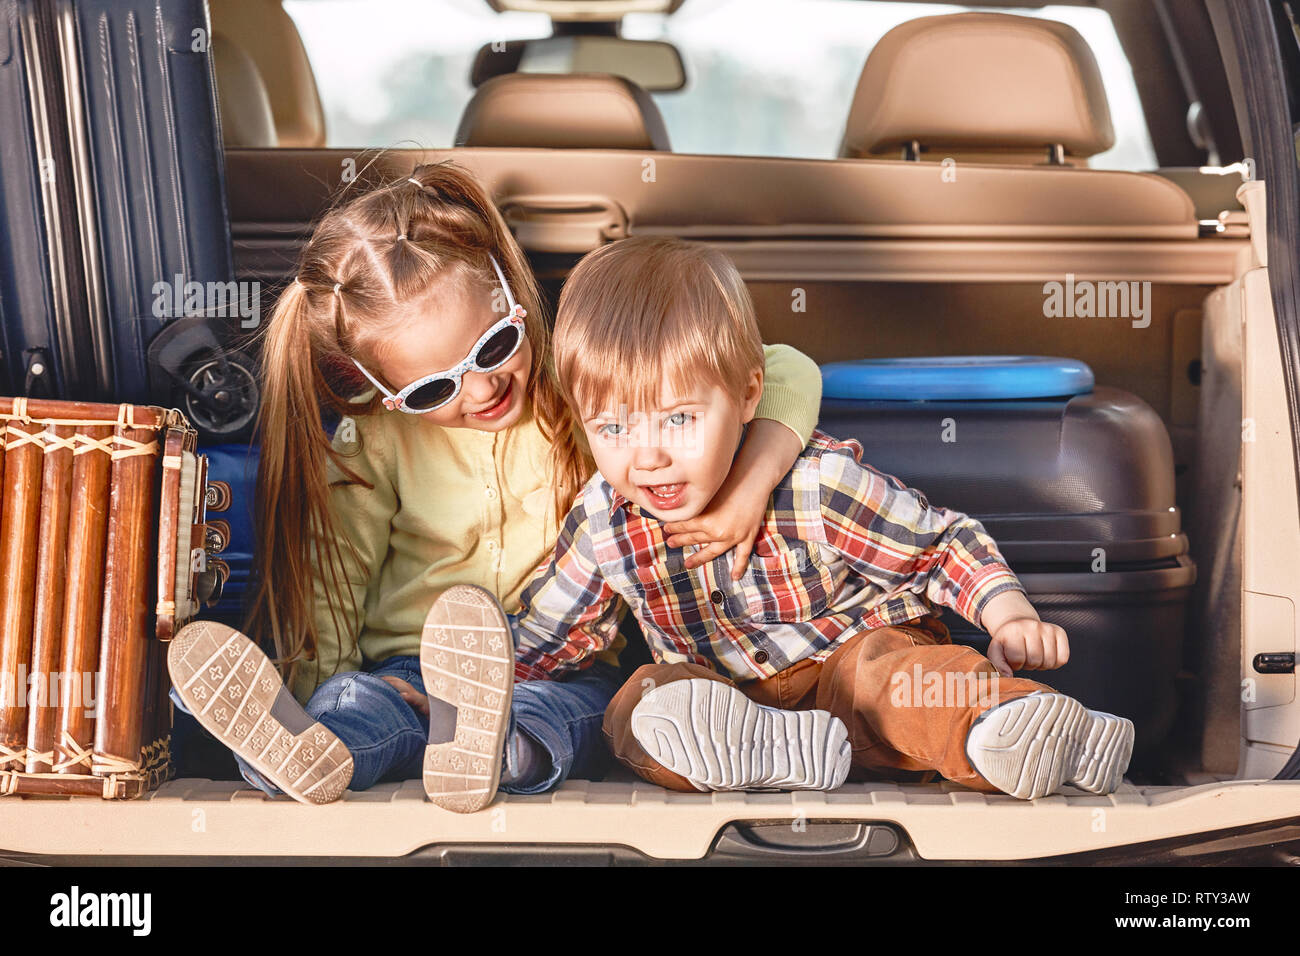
[[225, 150, 1246, 288], [1234, 181, 1300, 762], [1239, 273, 1300, 752], [1240, 741, 1296, 778], [225, 148, 1201, 242], [1241, 181, 1269, 269], [712, 239, 1245, 285], [1243, 592, 1296, 712], [0, 777, 1295, 861]]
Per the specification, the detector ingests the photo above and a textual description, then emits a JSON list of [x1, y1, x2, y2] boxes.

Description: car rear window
[[283, 0, 1157, 169]]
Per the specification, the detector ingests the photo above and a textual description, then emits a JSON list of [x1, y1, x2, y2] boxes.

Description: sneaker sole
[[419, 585, 514, 813], [167, 621, 354, 805], [964, 692, 1134, 799], [630, 678, 851, 791]]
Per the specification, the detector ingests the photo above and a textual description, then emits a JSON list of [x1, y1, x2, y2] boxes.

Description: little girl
[[167, 161, 823, 809]]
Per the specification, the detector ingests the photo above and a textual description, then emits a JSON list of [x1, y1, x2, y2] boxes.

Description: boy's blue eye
[[666, 412, 693, 427], [597, 423, 625, 439]]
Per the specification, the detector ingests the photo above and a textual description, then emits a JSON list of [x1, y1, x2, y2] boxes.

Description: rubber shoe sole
[[419, 585, 514, 813], [630, 678, 852, 791], [964, 691, 1135, 800], [167, 621, 354, 805]]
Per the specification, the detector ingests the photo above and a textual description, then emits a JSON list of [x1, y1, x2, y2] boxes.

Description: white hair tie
[[333, 283, 342, 297], [407, 177, 422, 188]]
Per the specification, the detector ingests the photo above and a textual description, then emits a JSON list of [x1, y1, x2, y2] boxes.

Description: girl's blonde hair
[[244, 160, 588, 687], [553, 236, 764, 420]]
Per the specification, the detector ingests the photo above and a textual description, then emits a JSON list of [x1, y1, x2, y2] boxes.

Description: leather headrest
[[209, 0, 326, 148], [456, 73, 671, 150], [212, 34, 278, 148], [839, 12, 1115, 162]]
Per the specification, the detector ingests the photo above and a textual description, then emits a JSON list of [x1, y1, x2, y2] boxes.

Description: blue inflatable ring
[[820, 355, 1095, 401]]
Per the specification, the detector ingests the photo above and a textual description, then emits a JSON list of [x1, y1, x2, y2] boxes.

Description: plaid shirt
[[513, 429, 1025, 683]]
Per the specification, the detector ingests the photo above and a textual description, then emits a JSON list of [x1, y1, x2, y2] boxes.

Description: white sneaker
[[964, 691, 1134, 800], [630, 678, 852, 792]]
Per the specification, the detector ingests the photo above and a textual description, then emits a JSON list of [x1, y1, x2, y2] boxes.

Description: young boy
[[430, 236, 1134, 800]]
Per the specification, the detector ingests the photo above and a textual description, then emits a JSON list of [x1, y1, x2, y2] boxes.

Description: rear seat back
[[838, 12, 1115, 166], [455, 73, 671, 150], [212, 34, 278, 148], [210, 0, 326, 147]]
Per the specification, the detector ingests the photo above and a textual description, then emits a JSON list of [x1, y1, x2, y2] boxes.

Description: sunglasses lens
[[475, 325, 521, 370], [404, 378, 457, 411]]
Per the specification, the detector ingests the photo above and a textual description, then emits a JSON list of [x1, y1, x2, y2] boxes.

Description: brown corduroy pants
[[602, 617, 1057, 793]]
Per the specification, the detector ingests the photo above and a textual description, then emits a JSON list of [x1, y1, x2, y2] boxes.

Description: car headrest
[[839, 12, 1115, 164], [212, 34, 278, 148], [209, 0, 325, 148], [455, 73, 671, 150]]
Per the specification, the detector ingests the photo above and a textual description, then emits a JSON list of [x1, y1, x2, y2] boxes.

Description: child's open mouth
[[468, 379, 514, 420], [641, 482, 687, 510]]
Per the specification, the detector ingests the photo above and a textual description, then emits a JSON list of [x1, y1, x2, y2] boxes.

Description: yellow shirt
[[293, 344, 823, 702]]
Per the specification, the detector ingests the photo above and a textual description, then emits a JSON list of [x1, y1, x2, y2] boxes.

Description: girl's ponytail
[[244, 280, 367, 686]]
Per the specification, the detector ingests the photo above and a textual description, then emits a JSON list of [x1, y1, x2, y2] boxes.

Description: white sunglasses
[[350, 254, 528, 413]]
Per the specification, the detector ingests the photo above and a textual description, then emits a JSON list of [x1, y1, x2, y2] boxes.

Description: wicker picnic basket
[[0, 398, 226, 799]]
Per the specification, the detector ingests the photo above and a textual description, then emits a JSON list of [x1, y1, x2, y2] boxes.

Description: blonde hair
[[553, 236, 764, 420], [244, 160, 589, 688]]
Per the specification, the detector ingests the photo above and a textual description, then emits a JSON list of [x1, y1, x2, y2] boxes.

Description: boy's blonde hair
[[554, 237, 764, 420]]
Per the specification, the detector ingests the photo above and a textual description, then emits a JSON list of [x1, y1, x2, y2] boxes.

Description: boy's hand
[[663, 473, 768, 578], [979, 589, 1069, 677], [987, 618, 1070, 677], [664, 418, 803, 580], [380, 675, 429, 716]]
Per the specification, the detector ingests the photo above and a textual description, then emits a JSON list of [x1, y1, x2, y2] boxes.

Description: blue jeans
[[171, 653, 621, 798]]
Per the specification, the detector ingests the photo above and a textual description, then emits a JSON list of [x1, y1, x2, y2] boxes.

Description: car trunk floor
[[1, 771, 1288, 863]]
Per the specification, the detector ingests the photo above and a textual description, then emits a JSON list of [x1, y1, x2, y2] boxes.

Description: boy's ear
[[740, 366, 764, 423]]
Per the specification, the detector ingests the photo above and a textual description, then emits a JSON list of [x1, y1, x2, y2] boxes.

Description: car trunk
[[1, 136, 1295, 862], [6, 770, 1294, 865]]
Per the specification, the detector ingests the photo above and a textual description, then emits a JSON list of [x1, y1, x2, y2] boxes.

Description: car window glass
[[283, 0, 550, 149], [283, 0, 1157, 169]]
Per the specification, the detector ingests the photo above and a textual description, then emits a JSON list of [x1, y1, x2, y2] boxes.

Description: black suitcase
[[69, 0, 258, 427], [0, 0, 258, 439], [819, 385, 1195, 762], [0, 0, 99, 399]]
